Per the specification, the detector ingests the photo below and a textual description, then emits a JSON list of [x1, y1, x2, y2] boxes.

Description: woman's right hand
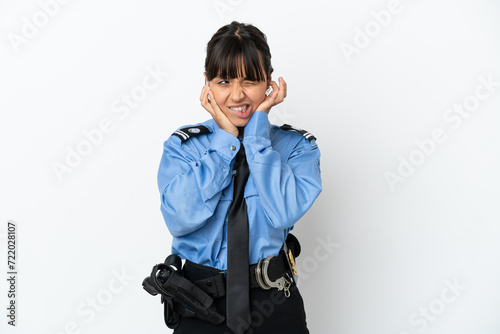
[[200, 84, 239, 138]]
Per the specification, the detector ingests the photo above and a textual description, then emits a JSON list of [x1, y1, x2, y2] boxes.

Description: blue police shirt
[[157, 111, 322, 270]]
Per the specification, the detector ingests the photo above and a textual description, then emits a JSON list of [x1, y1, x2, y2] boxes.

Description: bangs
[[206, 39, 267, 82]]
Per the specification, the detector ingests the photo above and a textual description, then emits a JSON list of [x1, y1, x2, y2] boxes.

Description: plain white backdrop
[[1, 0, 499, 333]]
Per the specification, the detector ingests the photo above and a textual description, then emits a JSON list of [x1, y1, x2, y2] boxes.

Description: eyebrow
[[215, 76, 258, 81]]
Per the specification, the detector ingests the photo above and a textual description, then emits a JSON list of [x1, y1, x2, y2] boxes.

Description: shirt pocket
[[215, 186, 232, 220], [243, 174, 259, 199]]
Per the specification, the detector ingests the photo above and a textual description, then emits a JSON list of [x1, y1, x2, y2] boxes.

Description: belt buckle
[[255, 255, 291, 298]]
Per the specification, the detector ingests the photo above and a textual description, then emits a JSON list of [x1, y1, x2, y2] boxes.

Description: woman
[[157, 21, 322, 333]]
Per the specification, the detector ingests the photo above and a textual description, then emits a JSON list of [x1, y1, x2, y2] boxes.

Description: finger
[[279, 77, 287, 100], [199, 84, 207, 102], [207, 88, 220, 114], [206, 89, 239, 136], [200, 85, 209, 106], [268, 80, 281, 103], [208, 89, 231, 127], [201, 87, 216, 117], [208, 89, 228, 117], [200, 85, 210, 107], [271, 79, 286, 105], [201, 84, 213, 104]]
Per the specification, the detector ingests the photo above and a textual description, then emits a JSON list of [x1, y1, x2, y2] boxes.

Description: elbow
[[160, 203, 202, 237], [313, 183, 322, 200], [160, 202, 187, 237], [264, 202, 305, 229], [266, 187, 322, 229], [159, 187, 213, 237]]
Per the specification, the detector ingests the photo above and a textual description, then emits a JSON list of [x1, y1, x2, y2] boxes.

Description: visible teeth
[[229, 105, 247, 111]]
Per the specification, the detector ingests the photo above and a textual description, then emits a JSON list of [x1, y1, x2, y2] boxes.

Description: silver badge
[[188, 128, 201, 134]]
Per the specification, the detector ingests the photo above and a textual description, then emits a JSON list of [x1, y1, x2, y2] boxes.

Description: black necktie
[[226, 143, 251, 333]]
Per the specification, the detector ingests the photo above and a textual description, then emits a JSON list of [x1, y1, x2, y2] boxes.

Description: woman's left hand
[[257, 77, 287, 114]]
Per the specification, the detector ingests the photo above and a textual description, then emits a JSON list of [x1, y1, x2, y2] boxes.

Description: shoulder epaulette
[[172, 125, 211, 141], [280, 124, 317, 142]]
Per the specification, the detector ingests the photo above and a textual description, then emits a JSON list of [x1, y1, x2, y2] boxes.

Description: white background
[[1, 0, 499, 333]]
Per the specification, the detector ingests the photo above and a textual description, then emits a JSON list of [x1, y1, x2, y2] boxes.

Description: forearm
[[243, 111, 322, 228], [158, 129, 240, 236]]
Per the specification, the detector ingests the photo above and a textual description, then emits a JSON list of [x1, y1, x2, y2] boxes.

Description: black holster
[[284, 232, 301, 258], [143, 233, 301, 329], [142, 254, 225, 329]]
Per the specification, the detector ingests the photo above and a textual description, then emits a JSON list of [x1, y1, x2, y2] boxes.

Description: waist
[[172, 230, 290, 270], [182, 252, 293, 298]]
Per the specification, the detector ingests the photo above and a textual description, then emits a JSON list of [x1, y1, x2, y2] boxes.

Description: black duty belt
[[185, 250, 294, 299], [143, 233, 302, 329]]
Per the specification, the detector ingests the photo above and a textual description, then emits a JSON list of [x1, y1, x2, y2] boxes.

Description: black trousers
[[173, 260, 310, 334]]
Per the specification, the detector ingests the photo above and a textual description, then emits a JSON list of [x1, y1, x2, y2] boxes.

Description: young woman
[[157, 21, 322, 333]]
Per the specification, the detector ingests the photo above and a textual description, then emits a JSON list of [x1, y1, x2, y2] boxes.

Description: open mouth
[[228, 104, 251, 117]]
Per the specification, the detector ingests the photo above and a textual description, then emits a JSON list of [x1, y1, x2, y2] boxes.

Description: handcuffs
[[254, 242, 298, 298]]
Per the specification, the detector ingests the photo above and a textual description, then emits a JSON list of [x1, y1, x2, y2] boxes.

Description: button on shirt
[[157, 111, 322, 270]]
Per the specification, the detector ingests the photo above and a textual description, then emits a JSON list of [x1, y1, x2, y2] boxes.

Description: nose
[[230, 83, 245, 101]]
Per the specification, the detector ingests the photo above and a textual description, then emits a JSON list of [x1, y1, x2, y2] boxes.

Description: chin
[[234, 120, 250, 128], [230, 115, 253, 128]]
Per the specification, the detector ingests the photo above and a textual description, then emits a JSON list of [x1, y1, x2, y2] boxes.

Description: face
[[205, 71, 269, 128]]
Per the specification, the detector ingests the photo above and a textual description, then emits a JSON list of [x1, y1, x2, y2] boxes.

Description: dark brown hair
[[205, 21, 273, 82]]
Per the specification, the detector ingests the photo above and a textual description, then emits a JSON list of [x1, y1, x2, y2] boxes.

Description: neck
[[238, 127, 244, 138]]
